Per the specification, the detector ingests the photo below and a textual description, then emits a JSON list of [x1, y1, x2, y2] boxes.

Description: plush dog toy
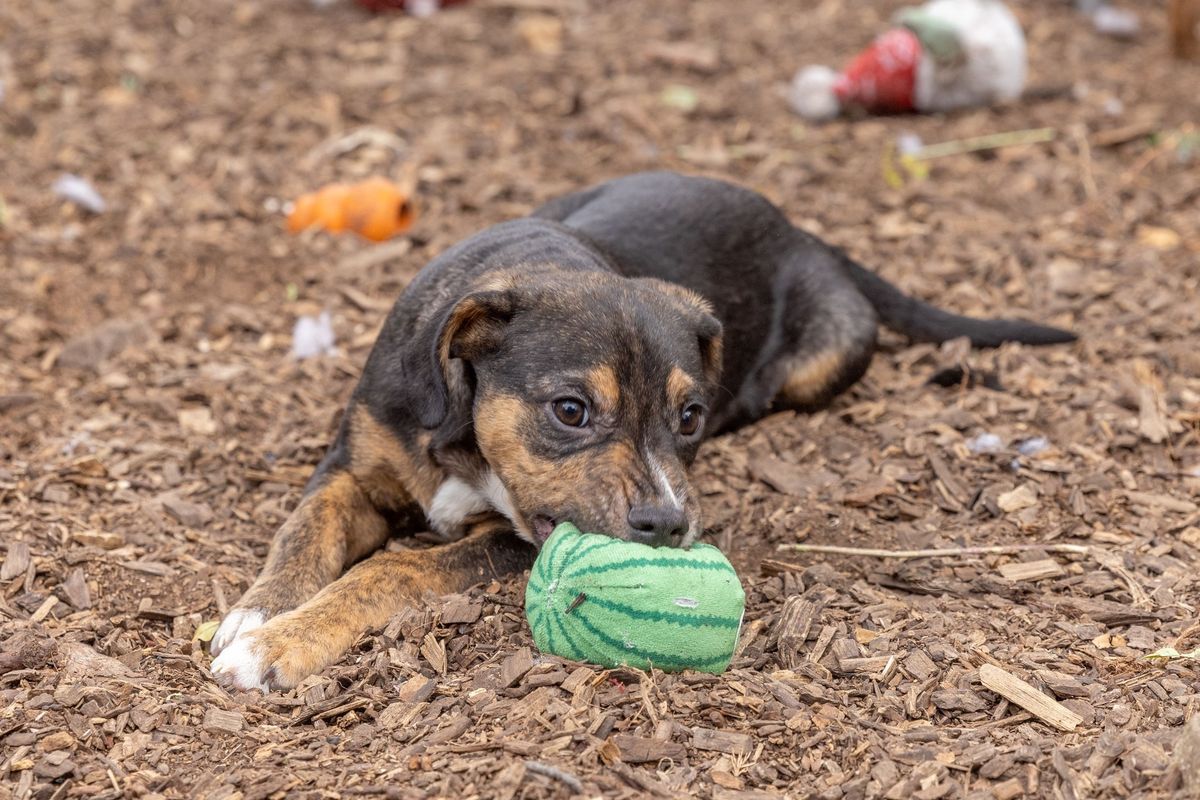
[[789, 0, 1027, 120], [525, 523, 745, 674]]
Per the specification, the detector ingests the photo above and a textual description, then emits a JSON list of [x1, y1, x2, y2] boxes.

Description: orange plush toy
[[287, 177, 415, 242]]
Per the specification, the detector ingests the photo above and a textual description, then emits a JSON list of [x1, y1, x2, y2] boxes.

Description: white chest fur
[[427, 471, 520, 538]]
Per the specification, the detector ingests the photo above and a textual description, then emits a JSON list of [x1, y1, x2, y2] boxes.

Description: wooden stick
[[776, 543, 1090, 560], [910, 127, 1056, 160], [978, 664, 1083, 732], [997, 558, 1065, 582]]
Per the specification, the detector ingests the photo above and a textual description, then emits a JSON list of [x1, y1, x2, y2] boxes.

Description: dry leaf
[[1146, 647, 1200, 660], [194, 620, 220, 644]]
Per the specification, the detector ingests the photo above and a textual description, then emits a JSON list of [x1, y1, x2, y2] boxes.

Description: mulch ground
[[2, 0, 1199, 797]]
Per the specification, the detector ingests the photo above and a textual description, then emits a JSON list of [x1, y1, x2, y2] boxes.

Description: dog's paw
[[211, 633, 271, 692], [210, 613, 331, 692], [211, 607, 267, 656]]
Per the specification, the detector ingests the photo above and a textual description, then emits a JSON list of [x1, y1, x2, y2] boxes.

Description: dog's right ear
[[401, 289, 517, 429]]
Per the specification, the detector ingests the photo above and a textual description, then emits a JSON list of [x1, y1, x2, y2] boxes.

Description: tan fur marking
[[474, 393, 652, 537], [587, 364, 621, 414], [473, 395, 565, 495], [778, 349, 845, 407], [666, 365, 696, 409], [349, 405, 440, 509]]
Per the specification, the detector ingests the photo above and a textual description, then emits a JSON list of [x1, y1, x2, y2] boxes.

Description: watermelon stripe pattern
[[525, 523, 745, 674]]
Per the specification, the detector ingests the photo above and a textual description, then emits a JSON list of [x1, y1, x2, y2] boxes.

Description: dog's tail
[[839, 256, 1076, 347]]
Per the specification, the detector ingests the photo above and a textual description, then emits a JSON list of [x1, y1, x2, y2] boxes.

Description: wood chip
[[997, 559, 1065, 582], [1034, 669, 1090, 699], [978, 663, 1083, 732], [1124, 490, 1197, 515], [61, 568, 91, 610], [441, 598, 483, 625], [834, 655, 894, 675], [928, 452, 968, 507], [992, 777, 1025, 800], [903, 650, 937, 680], [421, 633, 447, 675], [997, 485, 1039, 513], [395, 674, 438, 704], [691, 727, 753, 757], [120, 560, 176, 577], [560, 666, 595, 694], [1, 542, 31, 581], [425, 715, 471, 745], [161, 494, 214, 528], [203, 708, 244, 734], [931, 688, 988, 712], [29, 596, 58, 623], [774, 595, 825, 668], [500, 646, 535, 688], [72, 530, 125, 549], [59, 641, 134, 680], [1172, 715, 1200, 794], [609, 734, 686, 763], [137, 597, 179, 621], [750, 456, 809, 496], [807, 624, 837, 665]]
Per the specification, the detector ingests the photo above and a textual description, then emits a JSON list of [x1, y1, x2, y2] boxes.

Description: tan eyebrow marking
[[586, 364, 621, 414], [666, 365, 696, 408]]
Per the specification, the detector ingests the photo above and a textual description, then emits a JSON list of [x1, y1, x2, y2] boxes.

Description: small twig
[[910, 127, 1056, 160], [777, 543, 1090, 560], [525, 760, 584, 794], [1071, 124, 1099, 201]]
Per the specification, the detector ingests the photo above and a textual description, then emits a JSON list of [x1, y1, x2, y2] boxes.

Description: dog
[[210, 171, 1074, 690]]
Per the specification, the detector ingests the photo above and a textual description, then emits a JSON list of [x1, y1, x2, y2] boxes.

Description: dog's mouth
[[531, 515, 557, 544]]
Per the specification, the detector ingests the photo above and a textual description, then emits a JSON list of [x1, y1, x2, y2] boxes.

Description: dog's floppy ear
[[640, 278, 724, 385], [694, 310, 724, 385], [403, 289, 517, 429]]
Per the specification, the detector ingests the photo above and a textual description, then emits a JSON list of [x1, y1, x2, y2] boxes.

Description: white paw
[[211, 608, 266, 656], [210, 633, 270, 692]]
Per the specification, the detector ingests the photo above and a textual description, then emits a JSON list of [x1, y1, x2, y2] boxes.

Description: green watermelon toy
[[524, 522, 745, 674]]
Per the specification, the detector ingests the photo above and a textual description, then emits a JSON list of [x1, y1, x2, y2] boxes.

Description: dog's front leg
[[210, 470, 392, 659], [210, 522, 535, 691]]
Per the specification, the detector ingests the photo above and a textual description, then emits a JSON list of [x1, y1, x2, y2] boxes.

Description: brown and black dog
[[211, 171, 1073, 690]]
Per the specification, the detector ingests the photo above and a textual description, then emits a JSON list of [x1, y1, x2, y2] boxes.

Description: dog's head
[[407, 268, 722, 548]]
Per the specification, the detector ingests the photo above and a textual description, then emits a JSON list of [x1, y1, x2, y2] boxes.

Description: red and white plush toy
[[789, 0, 1027, 120]]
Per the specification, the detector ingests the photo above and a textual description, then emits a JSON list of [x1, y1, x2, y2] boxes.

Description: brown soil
[[2, 0, 1199, 798]]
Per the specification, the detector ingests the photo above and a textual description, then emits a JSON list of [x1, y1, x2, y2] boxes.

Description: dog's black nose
[[627, 504, 688, 547]]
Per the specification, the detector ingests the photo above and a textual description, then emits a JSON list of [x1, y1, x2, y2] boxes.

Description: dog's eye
[[679, 404, 703, 436], [552, 398, 590, 428]]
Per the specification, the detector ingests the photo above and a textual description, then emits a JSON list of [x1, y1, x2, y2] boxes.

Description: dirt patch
[[2, 0, 1199, 798]]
